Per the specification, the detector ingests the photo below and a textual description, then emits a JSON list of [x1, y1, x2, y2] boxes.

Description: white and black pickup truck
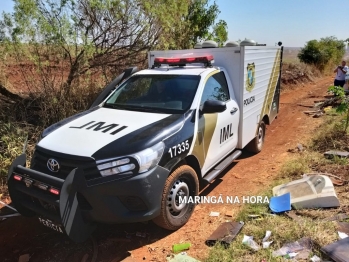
[[8, 41, 283, 242]]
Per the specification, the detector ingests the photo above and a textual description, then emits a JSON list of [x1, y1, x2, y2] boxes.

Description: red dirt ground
[[0, 76, 335, 262]]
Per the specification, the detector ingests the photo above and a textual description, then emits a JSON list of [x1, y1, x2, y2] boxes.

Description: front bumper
[[7, 154, 169, 242]]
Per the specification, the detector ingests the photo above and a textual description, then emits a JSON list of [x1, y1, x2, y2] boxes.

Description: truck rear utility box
[[149, 46, 282, 148], [8, 40, 283, 242]]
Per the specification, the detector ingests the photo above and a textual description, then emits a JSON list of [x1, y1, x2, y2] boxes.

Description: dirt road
[[0, 76, 334, 262]]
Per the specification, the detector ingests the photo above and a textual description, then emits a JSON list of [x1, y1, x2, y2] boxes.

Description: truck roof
[[135, 66, 214, 76]]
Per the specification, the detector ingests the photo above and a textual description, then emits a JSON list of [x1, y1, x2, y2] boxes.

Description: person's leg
[[334, 79, 345, 87]]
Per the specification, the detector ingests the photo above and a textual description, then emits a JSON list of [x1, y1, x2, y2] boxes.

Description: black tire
[[153, 165, 199, 230], [246, 121, 266, 153]]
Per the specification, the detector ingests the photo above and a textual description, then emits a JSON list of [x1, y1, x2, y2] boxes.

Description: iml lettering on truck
[[220, 123, 234, 144], [70, 121, 128, 135], [243, 96, 255, 106]]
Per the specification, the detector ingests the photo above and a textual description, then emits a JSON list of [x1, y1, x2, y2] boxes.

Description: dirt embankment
[[281, 63, 322, 87]]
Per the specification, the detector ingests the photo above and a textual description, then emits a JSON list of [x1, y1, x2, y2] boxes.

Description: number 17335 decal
[[168, 140, 190, 158]]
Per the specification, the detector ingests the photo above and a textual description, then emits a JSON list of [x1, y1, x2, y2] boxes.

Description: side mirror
[[201, 100, 226, 114]]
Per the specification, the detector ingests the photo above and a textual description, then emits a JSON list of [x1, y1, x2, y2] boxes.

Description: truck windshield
[[103, 74, 200, 114]]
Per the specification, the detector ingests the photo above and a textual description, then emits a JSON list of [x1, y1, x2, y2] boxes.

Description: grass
[[205, 113, 349, 262], [0, 121, 41, 197]]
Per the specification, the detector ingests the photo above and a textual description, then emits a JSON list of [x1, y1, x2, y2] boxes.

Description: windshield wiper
[[104, 103, 164, 113], [103, 103, 124, 109], [121, 105, 164, 113]]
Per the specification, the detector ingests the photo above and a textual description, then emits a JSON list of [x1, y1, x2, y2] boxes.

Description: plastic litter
[[262, 230, 271, 242], [209, 211, 219, 217], [297, 143, 304, 151], [242, 235, 260, 251], [272, 237, 312, 257], [269, 193, 291, 213], [172, 242, 191, 253], [205, 221, 244, 248], [285, 252, 298, 258], [310, 255, 321, 262], [166, 253, 200, 262], [262, 230, 273, 248], [247, 214, 263, 220], [296, 249, 311, 260], [262, 241, 273, 249], [324, 150, 349, 159], [273, 175, 340, 209], [272, 246, 291, 257], [338, 231, 349, 239]]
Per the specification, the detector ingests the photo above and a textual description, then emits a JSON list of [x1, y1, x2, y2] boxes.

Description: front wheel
[[246, 121, 266, 153], [153, 165, 199, 230]]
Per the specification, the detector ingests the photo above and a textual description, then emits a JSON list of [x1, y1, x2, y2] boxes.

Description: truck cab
[[7, 42, 283, 242]]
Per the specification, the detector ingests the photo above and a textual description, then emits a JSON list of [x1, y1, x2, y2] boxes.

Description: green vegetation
[[205, 113, 349, 262], [0, 0, 228, 127], [175, 0, 228, 49], [0, 0, 228, 191], [298, 36, 346, 71], [328, 85, 349, 132], [0, 123, 26, 178]]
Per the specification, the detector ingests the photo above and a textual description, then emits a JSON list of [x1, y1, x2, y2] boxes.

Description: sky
[[0, 0, 348, 48], [214, 0, 349, 47]]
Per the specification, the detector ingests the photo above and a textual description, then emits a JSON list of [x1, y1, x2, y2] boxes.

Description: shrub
[[298, 36, 345, 71]]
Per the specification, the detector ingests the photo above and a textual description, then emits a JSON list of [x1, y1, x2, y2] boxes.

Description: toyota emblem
[[47, 159, 60, 172]]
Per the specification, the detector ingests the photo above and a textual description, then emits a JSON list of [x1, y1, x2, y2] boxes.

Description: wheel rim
[[166, 178, 190, 217], [257, 126, 264, 147]]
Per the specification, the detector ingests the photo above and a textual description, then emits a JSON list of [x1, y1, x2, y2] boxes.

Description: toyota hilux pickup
[[8, 41, 283, 242]]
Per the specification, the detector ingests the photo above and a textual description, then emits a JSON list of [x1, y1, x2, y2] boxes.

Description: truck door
[[197, 71, 239, 175]]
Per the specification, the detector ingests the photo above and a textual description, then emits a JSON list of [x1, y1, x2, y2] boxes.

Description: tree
[[171, 0, 228, 49], [2, 0, 191, 90], [298, 36, 345, 71], [0, 0, 190, 125], [208, 20, 228, 47], [0, 0, 227, 125]]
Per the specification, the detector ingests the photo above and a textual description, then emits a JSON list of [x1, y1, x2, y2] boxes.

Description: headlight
[[131, 141, 165, 173], [97, 158, 136, 177], [96, 141, 165, 177]]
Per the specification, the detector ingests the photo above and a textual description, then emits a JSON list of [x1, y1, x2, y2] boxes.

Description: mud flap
[[7, 154, 36, 217], [60, 168, 96, 243]]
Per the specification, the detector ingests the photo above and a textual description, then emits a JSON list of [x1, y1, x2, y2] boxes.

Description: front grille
[[30, 147, 101, 180]]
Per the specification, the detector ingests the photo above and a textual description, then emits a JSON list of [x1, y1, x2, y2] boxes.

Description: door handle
[[230, 107, 238, 114]]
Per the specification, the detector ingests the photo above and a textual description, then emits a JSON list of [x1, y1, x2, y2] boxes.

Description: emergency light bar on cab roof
[[153, 55, 214, 67]]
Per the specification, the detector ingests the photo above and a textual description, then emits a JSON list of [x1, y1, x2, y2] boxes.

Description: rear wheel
[[153, 165, 199, 230], [246, 121, 266, 153]]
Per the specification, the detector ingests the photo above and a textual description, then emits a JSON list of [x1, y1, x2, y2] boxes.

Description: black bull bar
[[7, 154, 96, 243]]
